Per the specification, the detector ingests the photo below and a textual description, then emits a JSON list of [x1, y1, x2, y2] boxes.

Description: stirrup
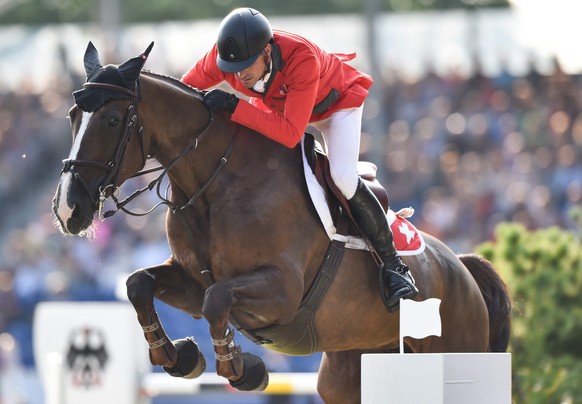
[[379, 266, 418, 313], [387, 265, 417, 285]]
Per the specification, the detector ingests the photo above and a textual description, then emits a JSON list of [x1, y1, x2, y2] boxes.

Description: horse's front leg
[[126, 258, 206, 378], [202, 265, 301, 391]]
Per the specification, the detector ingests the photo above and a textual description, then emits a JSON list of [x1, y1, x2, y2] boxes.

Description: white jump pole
[[45, 352, 64, 404], [141, 372, 318, 397]]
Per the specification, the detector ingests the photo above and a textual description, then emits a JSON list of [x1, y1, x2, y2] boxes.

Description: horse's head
[[53, 41, 154, 235]]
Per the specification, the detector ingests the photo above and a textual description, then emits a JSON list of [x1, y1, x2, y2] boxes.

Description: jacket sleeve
[[181, 45, 225, 89], [231, 55, 320, 148]]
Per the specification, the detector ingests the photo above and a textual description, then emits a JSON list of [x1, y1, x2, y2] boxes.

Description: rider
[[181, 7, 418, 311]]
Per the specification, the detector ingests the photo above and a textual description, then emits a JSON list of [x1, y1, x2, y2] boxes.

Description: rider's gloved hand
[[203, 89, 239, 114]]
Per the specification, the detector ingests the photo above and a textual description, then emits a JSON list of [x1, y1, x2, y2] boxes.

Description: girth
[[234, 237, 346, 355]]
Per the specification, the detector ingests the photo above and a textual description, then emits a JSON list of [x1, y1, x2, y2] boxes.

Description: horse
[[52, 42, 511, 403]]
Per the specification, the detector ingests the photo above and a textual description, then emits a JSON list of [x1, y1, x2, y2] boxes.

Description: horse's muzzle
[[52, 182, 95, 235]]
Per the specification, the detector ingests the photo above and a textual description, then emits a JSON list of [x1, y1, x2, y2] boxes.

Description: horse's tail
[[458, 253, 512, 352]]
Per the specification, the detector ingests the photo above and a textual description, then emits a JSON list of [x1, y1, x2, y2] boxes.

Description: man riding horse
[[181, 7, 418, 311]]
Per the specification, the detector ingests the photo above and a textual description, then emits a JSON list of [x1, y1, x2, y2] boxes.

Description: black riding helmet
[[216, 8, 273, 73]]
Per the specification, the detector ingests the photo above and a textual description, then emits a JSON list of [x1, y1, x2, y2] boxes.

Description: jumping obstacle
[[359, 298, 512, 404], [34, 301, 512, 403], [33, 302, 318, 403], [361, 353, 512, 404]]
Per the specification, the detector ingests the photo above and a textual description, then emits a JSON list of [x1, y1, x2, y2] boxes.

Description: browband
[[83, 82, 137, 97]]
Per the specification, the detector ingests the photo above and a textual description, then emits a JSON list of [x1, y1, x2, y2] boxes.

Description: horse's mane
[[141, 70, 204, 100]]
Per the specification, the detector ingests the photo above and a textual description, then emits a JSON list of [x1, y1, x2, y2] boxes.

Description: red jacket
[[181, 30, 373, 148]]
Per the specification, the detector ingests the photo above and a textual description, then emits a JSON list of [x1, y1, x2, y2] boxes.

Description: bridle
[[61, 79, 235, 221], [62, 82, 143, 218]]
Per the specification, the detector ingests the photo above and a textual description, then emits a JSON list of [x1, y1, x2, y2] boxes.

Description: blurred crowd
[[0, 58, 581, 382], [372, 59, 581, 252]]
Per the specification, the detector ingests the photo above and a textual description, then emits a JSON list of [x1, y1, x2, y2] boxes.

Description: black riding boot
[[348, 179, 419, 312]]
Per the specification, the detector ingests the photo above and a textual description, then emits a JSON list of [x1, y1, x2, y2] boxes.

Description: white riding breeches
[[311, 105, 363, 200]]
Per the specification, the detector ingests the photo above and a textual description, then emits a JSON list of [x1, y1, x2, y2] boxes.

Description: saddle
[[303, 132, 388, 237]]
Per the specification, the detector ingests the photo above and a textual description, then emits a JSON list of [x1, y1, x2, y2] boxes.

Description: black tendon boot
[[348, 179, 419, 312]]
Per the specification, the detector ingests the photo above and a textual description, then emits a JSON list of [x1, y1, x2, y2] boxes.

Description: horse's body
[[52, 43, 511, 403]]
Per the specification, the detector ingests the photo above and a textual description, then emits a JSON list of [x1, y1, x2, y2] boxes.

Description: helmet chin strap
[[249, 48, 272, 93], [261, 49, 271, 77]]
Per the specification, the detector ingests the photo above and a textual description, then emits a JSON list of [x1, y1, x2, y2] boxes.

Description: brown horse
[[52, 42, 511, 403]]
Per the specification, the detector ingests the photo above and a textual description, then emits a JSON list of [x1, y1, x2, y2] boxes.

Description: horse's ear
[[118, 41, 155, 84], [83, 41, 102, 79], [142, 41, 154, 58]]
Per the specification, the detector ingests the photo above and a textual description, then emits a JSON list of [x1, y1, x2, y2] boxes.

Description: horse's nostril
[[63, 200, 93, 235], [71, 203, 81, 218]]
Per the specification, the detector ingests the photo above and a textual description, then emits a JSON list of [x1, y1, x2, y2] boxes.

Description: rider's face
[[236, 44, 271, 89]]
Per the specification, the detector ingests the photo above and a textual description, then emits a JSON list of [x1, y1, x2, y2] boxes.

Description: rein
[[106, 119, 236, 220]]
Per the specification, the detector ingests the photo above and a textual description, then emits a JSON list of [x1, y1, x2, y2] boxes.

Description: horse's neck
[[139, 75, 215, 169], [176, 121, 304, 213], [139, 74, 307, 219]]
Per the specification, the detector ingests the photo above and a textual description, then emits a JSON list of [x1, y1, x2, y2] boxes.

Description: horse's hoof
[[228, 352, 269, 391], [163, 337, 206, 379]]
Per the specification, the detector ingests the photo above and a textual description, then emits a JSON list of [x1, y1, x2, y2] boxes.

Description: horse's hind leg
[[318, 350, 363, 404], [126, 258, 206, 377]]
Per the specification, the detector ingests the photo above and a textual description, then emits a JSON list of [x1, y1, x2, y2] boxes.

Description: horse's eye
[[108, 117, 121, 127]]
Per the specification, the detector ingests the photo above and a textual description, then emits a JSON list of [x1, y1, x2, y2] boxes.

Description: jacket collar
[[250, 42, 284, 97]]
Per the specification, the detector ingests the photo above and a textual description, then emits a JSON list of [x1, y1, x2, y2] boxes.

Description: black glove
[[203, 89, 239, 114]]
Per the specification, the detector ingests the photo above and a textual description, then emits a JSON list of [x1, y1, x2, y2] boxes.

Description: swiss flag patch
[[388, 211, 425, 256]]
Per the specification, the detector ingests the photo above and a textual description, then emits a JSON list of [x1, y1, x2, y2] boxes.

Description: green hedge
[[476, 213, 582, 403]]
